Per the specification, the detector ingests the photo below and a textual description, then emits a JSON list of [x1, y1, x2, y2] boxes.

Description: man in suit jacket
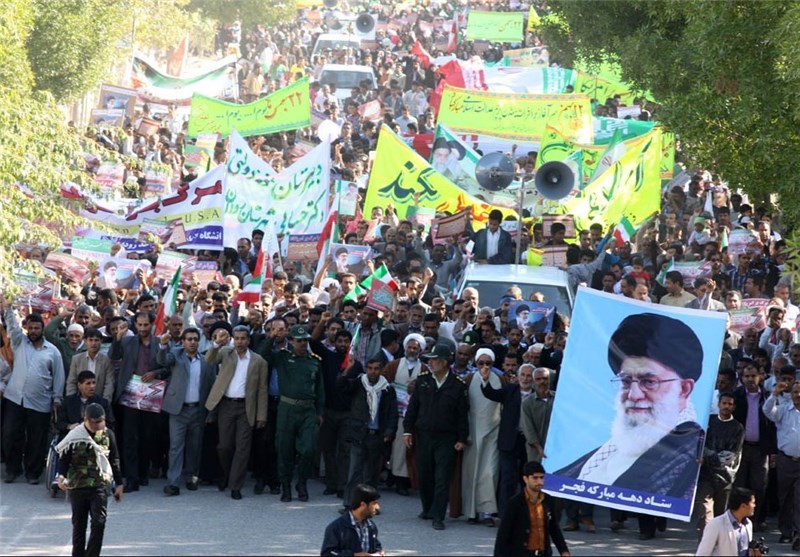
[[67, 328, 114, 402], [479, 357, 537, 519], [205, 325, 268, 500], [696, 487, 756, 556], [471, 209, 514, 265], [493, 461, 570, 557], [57, 370, 114, 435], [109, 311, 168, 492], [684, 277, 727, 311], [157, 327, 218, 496]]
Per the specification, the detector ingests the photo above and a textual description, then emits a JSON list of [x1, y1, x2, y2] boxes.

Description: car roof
[[461, 264, 571, 287]]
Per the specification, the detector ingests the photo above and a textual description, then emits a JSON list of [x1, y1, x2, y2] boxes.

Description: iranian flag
[[341, 324, 361, 370], [590, 129, 625, 183], [613, 216, 637, 245], [655, 258, 676, 286], [343, 263, 398, 302], [430, 56, 488, 115], [154, 267, 181, 336], [410, 40, 432, 69], [446, 19, 458, 53], [237, 249, 265, 304]]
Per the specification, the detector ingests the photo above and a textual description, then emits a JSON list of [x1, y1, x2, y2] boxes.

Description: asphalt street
[[0, 475, 740, 556]]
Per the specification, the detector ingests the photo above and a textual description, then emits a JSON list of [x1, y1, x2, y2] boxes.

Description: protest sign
[[593, 116, 656, 144], [358, 100, 382, 122], [540, 246, 567, 268], [119, 376, 167, 413], [70, 237, 114, 263], [364, 128, 516, 231], [43, 253, 90, 283], [432, 124, 517, 208], [90, 109, 125, 127], [330, 244, 371, 277], [437, 85, 593, 144], [727, 229, 763, 256], [223, 134, 330, 247], [366, 280, 396, 313], [409, 207, 436, 231], [97, 84, 137, 119], [143, 165, 172, 196], [466, 11, 524, 43], [96, 257, 142, 290], [137, 117, 161, 137], [138, 218, 180, 244], [95, 162, 125, 191], [542, 215, 576, 239], [503, 46, 550, 67], [13, 270, 55, 312], [287, 234, 320, 261], [672, 260, 713, 288], [337, 180, 360, 216], [192, 261, 220, 285], [130, 54, 236, 105], [544, 288, 725, 521], [431, 209, 469, 243], [187, 78, 311, 138], [154, 251, 188, 281], [729, 306, 767, 335], [617, 105, 642, 119], [510, 301, 556, 333]]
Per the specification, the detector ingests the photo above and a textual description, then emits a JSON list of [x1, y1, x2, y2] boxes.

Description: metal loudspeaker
[[475, 152, 515, 192], [355, 13, 376, 34], [323, 0, 337, 9], [534, 161, 574, 200]]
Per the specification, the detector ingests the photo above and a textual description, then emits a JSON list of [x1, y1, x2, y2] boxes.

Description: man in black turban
[[555, 312, 705, 502]]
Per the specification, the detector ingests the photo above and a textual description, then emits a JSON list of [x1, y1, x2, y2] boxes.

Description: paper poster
[[330, 243, 371, 276], [43, 253, 90, 283], [337, 180, 360, 217], [509, 301, 556, 333], [90, 109, 126, 127], [544, 288, 726, 521], [118, 376, 167, 413], [431, 209, 470, 243], [97, 84, 137, 119], [727, 229, 764, 256], [287, 234, 320, 261], [541, 246, 568, 268], [542, 215, 576, 239], [366, 280, 396, 313]]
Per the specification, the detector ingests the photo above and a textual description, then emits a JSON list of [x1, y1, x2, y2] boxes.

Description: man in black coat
[[494, 461, 570, 557], [471, 209, 514, 265], [321, 484, 384, 557], [339, 357, 398, 511], [57, 370, 114, 435]]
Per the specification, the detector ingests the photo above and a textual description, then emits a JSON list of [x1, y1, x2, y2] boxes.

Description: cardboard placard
[[287, 234, 320, 261], [97, 84, 137, 119], [540, 246, 568, 268], [431, 209, 469, 242], [43, 252, 90, 283], [118, 376, 167, 413], [542, 214, 577, 239], [366, 280, 396, 313]]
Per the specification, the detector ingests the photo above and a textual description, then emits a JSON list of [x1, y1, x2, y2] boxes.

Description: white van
[[318, 63, 376, 101], [456, 264, 574, 317], [312, 33, 362, 59]]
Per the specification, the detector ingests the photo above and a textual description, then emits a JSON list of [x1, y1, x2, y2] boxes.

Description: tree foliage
[[542, 0, 800, 227], [26, 0, 127, 102], [187, 0, 295, 29]]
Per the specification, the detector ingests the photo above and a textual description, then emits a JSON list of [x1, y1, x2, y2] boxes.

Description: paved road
[[0, 474, 731, 556]]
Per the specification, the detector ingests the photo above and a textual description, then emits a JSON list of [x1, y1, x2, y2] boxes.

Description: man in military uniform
[[258, 324, 324, 502], [403, 343, 469, 531]]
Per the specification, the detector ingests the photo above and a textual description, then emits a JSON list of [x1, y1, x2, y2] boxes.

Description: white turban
[[404, 333, 426, 351], [475, 348, 495, 362]]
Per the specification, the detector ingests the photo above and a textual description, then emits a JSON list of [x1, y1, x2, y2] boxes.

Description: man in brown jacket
[[205, 325, 268, 500]]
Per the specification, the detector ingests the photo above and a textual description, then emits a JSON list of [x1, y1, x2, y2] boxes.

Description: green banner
[[187, 78, 311, 138], [438, 85, 593, 144], [593, 117, 656, 144], [466, 11, 524, 43]]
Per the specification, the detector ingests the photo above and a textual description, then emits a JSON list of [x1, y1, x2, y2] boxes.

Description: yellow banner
[[437, 85, 593, 144], [364, 128, 515, 230], [556, 129, 662, 231], [661, 131, 675, 180]]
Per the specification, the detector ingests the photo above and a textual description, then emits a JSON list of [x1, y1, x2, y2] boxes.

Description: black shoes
[[186, 480, 198, 491], [123, 480, 139, 493], [395, 487, 410, 496], [254, 480, 266, 495], [163, 485, 180, 496], [779, 536, 793, 544], [418, 511, 431, 520], [281, 483, 292, 502], [432, 520, 445, 530], [296, 481, 309, 502], [323, 487, 338, 495], [26, 476, 40, 485], [231, 490, 242, 500], [269, 485, 282, 495], [139, 477, 149, 487], [218, 479, 228, 492], [3, 473, 19, 484]]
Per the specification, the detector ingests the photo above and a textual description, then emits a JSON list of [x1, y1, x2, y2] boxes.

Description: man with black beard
[[555, 313, 705, 538]]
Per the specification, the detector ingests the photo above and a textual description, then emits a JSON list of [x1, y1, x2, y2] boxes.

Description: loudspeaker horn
[[355, 13, 376, 34], [323, 0, 337, 9], [534, 161, 574, 200], [475, 152, 515, 192]]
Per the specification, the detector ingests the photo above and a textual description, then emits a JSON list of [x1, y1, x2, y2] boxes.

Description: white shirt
[[85, 352, 98, 374], [225, 350, 250, 399], [185, 353, 202, 404], [486, 229, 501, 260]]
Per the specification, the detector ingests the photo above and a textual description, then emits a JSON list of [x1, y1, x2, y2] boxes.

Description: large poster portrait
[[543, 288, 726, 520]]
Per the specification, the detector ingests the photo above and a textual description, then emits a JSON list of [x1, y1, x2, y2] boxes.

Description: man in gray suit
[[205, 325, 268, 500], [684, 277, 727, 311], [110, 311, 168, 492], [67, 328, 115, 402], [156, 327, 218, 496]]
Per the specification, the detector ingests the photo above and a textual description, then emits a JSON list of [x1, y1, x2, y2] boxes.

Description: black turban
[[607, 312, 704, 381]]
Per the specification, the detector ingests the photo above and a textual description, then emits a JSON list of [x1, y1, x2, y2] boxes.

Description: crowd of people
[[2, 1, 797, 556]]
